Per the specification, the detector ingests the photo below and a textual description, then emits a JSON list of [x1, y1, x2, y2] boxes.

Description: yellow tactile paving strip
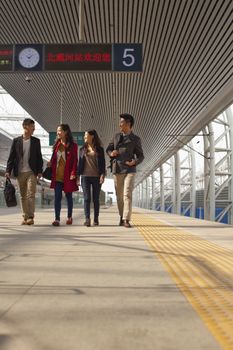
[[132, 213, 233, 350]]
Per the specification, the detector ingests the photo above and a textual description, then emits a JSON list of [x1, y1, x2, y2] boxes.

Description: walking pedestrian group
[[5, 114, 144, 228]]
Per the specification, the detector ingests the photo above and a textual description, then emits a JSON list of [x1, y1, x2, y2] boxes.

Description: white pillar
[[172, 157, 176, 214], [209, 123, 215, 221], [204, 123, 215, 221], [174, 152, 181, 214], [160, 165, 165, 211], [142, 180, 146, 208], [190, 145, 196, 217], [140, 182, 143, 208], [137, 186, 140, 207], [151, 173, 155, 210], [146, 178, 150, 209], [226, 107, 233, 224]]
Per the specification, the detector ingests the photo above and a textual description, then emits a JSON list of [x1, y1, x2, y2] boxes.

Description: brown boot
[[84, 219, 91, 227]]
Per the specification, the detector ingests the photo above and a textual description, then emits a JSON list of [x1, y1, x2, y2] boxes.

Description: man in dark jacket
[[5, 118, 43, 225], [106, 113, 144, 228]]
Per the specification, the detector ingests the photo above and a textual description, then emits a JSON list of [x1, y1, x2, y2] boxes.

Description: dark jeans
[[54, 181, 73, 221], [81, 176, 101, 220]]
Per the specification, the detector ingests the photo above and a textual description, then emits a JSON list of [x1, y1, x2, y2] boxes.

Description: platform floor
[[0, 205, 232, 350]]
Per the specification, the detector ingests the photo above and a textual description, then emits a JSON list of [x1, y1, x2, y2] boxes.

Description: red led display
[[0, 45, 13, 71], [44, 44, 112, 71]]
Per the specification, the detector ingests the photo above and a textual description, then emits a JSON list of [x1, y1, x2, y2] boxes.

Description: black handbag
[[4, 178, 17, 207], [42, 166, 52, 180], [43, 149, 55, 181]]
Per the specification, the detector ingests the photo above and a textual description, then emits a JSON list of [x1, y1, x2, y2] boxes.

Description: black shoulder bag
[[4, 178, 17, 207]]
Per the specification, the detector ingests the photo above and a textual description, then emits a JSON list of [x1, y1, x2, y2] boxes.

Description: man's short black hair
[[22, 118, 35, 127], [120, 113, 134, 127]]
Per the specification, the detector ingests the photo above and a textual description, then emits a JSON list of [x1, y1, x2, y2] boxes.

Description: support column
[[160, 165, 165, 211], [226, 107, 233, 224], [204, 123, 215, 221], [139, 183, 142, 208], [143, 180, 146, 208], [190, 145, 196, 217], [137, 185, 140, 207], [174, 152, 181, 214], [171, 157, 176, 214], [151, 173, 155, 210], [140, 182, 143, 208], [145, 178, 149, 209]]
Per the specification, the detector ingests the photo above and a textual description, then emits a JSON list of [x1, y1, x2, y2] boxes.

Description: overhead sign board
[[113, 44, 142, 72], [14, 44, 43, 72], [45, 44, 112, 71], [0, 45, 13, 72], [1, 44, 142, 72]]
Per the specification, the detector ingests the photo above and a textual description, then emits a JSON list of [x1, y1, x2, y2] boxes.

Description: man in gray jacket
[[106, 113, 144, 228]]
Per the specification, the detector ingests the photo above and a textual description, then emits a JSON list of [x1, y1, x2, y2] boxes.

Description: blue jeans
[[54, 181, 73, 221], [81, 176, 101, 220]]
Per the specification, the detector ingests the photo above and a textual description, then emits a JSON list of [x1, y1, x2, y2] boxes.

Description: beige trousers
[[17, 171, 37, 219], [113, 173, 135, 221]]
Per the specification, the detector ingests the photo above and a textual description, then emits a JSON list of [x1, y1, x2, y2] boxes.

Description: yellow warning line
[[132, 213, 233, 350]]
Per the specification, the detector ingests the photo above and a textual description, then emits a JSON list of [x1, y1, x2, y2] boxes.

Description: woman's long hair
[[85, 129, 102, 152], [53, 124, 74, 150]]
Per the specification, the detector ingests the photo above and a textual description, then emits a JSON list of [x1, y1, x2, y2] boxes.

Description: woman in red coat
[[48, 124, 78, 226]]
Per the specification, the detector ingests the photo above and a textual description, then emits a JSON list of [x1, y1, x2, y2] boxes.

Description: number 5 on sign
[[123, 49, 135, 67], [113, 44, 142, 72]]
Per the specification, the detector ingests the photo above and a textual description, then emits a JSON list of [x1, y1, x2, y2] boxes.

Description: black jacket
[[77, 146, 106, 177], [6, 136, 43, 177], [106, 132, 144, 174]]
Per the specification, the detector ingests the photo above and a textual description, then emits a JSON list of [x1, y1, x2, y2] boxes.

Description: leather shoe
[[119, 217, 124, 226], [66, 218, 73, 225], [93, 219, 99, 226], [124, 220, 131, 228], [52, 220, 60, 226], [84, 219, 91, 227], [26, 218, 34, 225]]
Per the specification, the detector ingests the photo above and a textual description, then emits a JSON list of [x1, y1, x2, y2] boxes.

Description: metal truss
[[177, 143, 196, 217], [134, 106, 233, 225], [203, 108, 233, 223], [159, 158, 175, 213], [202, 110, 232, 223]]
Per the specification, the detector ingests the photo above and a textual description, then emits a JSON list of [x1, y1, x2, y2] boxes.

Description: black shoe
[[94, 219, 99, 226], [124, 220, 131, 228], [84, 219, 91, 227], [119, 217, 124, 226]]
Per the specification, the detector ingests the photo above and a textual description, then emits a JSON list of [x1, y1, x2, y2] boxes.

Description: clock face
[[18, 47, 40, 68]]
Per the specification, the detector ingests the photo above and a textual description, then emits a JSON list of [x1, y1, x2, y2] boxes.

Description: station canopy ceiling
[[0, 0, 232, 184]]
